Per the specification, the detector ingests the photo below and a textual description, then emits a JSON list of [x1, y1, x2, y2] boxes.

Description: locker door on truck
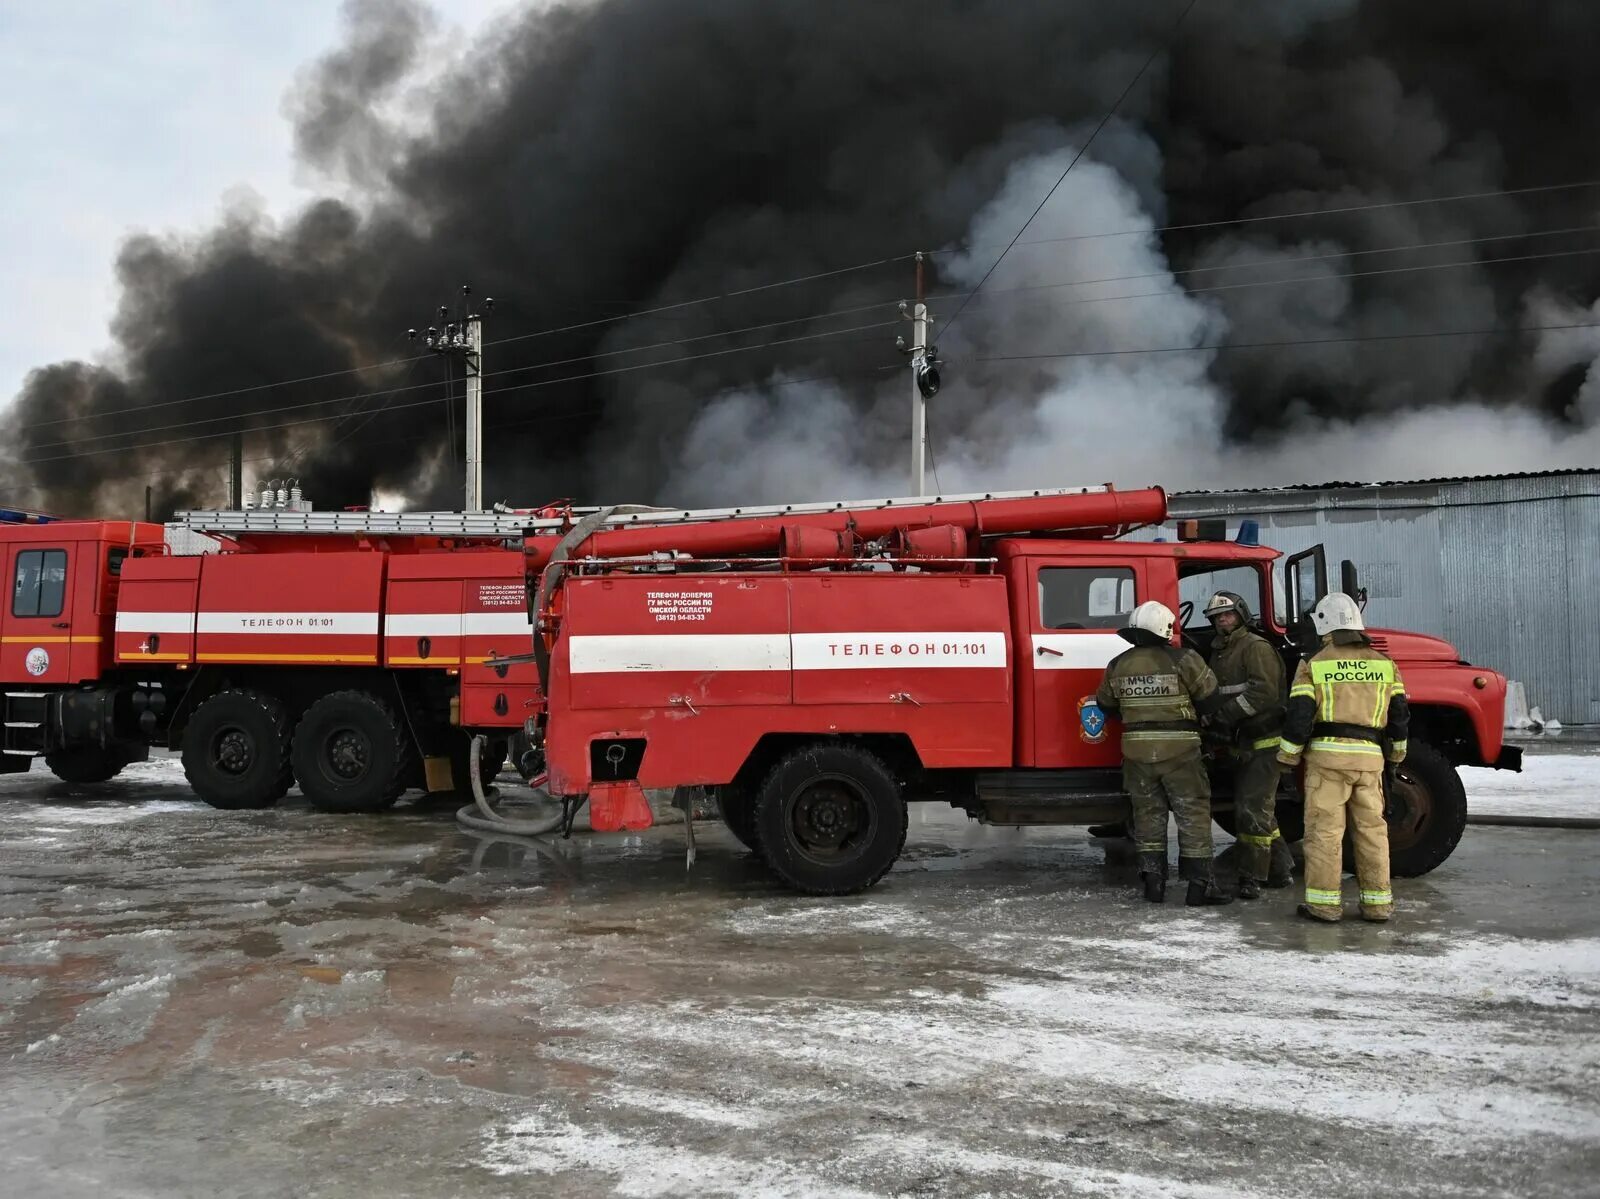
[[3, 544, 75, 684], [1023, 560, 1139, 768]]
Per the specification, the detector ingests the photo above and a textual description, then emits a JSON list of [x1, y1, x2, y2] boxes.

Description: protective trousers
[[1301, 763, 1393, 921], [1233, 747, 1286, 882], [1125, 752, 1214, 872]]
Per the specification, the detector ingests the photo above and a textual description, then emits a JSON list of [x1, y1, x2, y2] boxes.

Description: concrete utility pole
[[409, 285, 494, 511], [901, 252, 939, 497], [463, 307, 484, 513]]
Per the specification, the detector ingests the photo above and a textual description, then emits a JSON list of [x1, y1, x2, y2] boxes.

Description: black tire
[[291, 690, 409, 814], [715, 784, 761, 855], [45, 746, 132, 785], [1372, 740, 1466, 878], [751, 743, 907, 895], [182, 689, 291, 810]]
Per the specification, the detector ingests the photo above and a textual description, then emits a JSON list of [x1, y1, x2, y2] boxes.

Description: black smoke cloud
[[6, 0, 1600, 517]]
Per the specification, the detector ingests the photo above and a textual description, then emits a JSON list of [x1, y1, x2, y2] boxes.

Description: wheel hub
[[214, 727, 253, 776], [791, 781, 865, 854], [1386, 768, 1432, 849], [326, 728, 370, 780]]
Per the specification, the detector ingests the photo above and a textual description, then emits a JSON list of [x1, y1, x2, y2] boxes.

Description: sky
[[0, 1, 503, 408]]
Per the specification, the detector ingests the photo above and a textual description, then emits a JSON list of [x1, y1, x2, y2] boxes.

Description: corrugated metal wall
[[1147, 472, 1600, 724]]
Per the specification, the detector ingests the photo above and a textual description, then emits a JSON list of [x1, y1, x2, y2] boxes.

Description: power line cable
[[13, 257, 912, 433], [938, 0, 1201, 339], [967, 318, 1600, 367], [999, 178, 1600, 252], [933, 244, 1600, 327], [17, 327, 901, 464], [928, 223, 1600, 309], [20, 308, 898, 452], [481, 255, 914, 351]]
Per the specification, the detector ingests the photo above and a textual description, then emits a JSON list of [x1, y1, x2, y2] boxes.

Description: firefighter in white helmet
[[1202, 591, 1294, 898], [1096, 600, 1233, 906], [1277, 592, 1409, 923]]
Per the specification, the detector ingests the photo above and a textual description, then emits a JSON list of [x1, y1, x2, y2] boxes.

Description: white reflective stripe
[[792, 632, 1006, 670], [1217, 683, 1247, 694], [114, 611, 196, 634], [1235, 696, 1257, 715], [385, 614, 461, 638], [195, 612, 379, 635], [570, 634, 790, 674], [1030, 632, 1125, 670], [463, 611, 533, 636]]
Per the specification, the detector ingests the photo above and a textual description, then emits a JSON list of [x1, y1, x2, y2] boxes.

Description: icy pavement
[[1466, 749, 1599, 819], [0, 754, 1597, 1197]]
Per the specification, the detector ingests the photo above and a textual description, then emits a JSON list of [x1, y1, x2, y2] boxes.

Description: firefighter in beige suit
[[1276, 593, 1409, 923]]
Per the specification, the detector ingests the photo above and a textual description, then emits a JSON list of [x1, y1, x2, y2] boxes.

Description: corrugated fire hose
[[456, 733, 569, 837]]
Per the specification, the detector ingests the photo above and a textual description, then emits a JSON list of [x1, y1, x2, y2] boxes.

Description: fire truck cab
[[0, 512, 164, 780]]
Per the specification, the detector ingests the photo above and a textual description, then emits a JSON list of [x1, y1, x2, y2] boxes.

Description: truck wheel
[[715, 784, 761, 855], [45, 746, 132, 785], [751, 744, 907, 895], [182, 689, 291, 810], [292, 690, 410, 813], [1377, 740, 1467, 878]]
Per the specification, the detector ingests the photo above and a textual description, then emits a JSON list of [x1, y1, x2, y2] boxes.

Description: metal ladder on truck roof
[[173, 485, 1110, 538]]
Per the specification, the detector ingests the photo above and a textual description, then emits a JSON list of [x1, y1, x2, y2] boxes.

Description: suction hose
[[455, 733, 569, 837]]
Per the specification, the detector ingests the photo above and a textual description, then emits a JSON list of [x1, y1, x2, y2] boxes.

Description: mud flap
[[672, 788, 697, 869], [589, 780, 653, 832]]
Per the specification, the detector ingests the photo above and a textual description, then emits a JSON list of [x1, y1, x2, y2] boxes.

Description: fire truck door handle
[[669, 695, 700, 716], [52, 622, 70, 629], [892, 692, 922, 706], [1037, 645, 1063, 657]]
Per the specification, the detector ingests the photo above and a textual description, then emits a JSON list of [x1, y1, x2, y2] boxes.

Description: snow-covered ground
[[2, 746, 1598, 1196], [1465, 749, 1598, 819]]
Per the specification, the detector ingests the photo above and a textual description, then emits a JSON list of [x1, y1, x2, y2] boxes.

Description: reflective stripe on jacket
[[1097, 643, 1221, 764], [1277, 635, 1409, 771], [1210, 625, 1285, 748]]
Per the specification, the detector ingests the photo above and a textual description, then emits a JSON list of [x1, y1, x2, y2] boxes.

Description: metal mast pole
[[909, 251, 929, 496]]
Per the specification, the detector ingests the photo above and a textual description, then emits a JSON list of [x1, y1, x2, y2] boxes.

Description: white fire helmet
[[1127, 600, 1177, 641], [1310, 591, 1365, 636]]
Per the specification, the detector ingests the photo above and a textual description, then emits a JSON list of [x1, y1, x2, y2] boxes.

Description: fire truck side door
[[2, 543, 76, 684], [1022, 559, 1140, 768], [1283, 544, 1328, 621]]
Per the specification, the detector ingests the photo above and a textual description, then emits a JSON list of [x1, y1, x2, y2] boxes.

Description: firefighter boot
[[1237, 876, 1263, 901], [1185, 861, 1234, 907], [1138, 852, 1168, 903], [1090, 821, 1131, 840], [1265, 836, 1296, 888]]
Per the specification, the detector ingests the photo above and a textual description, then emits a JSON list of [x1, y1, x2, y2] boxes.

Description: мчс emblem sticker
[[1077, 694, 1107, 743], [24, 647, 50, 677]]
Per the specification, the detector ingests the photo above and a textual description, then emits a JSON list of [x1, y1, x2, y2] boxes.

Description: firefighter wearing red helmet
[[1277, 592, 1409, 923], [1096, 601, 1233, 906], [1203, 591, 1294, 898]]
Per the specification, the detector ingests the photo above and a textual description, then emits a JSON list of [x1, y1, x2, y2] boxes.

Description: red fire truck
[[512, 485, 1520, 894], [0, 504, 545, 809]]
